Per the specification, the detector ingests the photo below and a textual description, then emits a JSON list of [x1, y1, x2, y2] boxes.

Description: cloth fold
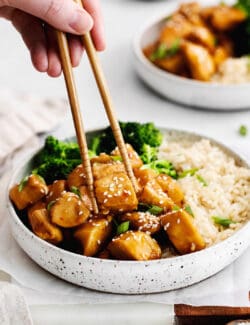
[[0, 282, 33, 325], [0, 88, 68, 174]]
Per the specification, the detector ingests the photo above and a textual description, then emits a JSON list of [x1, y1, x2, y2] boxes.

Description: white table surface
[[0, 0, 250, 323]]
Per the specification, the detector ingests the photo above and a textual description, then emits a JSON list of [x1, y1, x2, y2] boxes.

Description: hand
[[0, 0, 105, 77]]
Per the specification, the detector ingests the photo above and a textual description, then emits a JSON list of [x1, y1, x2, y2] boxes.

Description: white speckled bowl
[[133, 0, 250, 110], [7, 128, 250, 294]]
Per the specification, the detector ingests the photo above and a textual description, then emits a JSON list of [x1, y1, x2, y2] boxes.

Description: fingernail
[[69, 10, 93, 33]]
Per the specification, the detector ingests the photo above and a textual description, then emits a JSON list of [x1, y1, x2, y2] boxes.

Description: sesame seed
[[79, 173, 84, 177], [104, 199, 108, 203], [177, 218, 180, 224], [191, 243, 196, 251], [79, 211, 83, 215], [97, 240, 101, 245], [164, 222, 170, 230]]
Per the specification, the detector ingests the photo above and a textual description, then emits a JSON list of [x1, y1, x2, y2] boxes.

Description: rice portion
[[211, 57, 250, 84], [158, 138, 250, 246]]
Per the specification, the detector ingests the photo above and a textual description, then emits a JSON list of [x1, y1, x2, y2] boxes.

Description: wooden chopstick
[[74, 0, 138, 193], [56, 30, 99, 214]]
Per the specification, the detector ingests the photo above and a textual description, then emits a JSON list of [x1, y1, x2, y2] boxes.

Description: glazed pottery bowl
[[132, 0, 250, 110], [7, 128, 250, 294]]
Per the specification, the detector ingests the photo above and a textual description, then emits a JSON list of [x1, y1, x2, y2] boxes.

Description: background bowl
[[132, 1, 250, 110], [7, 128, 250, 294]]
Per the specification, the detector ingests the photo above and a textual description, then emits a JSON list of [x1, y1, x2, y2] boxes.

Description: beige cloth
[[0, 282, 33, 325], [0, 88, 68, 173]]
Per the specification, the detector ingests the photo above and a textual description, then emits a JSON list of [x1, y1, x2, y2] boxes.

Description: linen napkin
[[0, 88, 68, 174], [0, 281, 33, 325]]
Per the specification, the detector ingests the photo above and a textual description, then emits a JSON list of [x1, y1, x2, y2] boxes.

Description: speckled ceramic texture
[[133, 0, 250, 110], [7, 129, 250, 294]]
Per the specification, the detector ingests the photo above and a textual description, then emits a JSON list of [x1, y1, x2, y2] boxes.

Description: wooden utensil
[[56, 30, 99, 214], [74, 0, 138, 193]]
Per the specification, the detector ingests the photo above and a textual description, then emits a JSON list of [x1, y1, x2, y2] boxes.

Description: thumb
[[7, 0, 93, 34]]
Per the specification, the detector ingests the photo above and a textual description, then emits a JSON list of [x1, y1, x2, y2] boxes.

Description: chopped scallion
[[18, 176, 29, 192], [185, 205, 194, 217], [196, 174, 208, 186], [117, 221, 130, 235], [212, 216, 235, 227], [239, 125, 248, 136], [148, 205, 163, 215], [70, 186, 81, 199]]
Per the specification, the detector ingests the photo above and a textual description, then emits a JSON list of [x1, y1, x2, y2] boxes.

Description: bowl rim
[[7, 126, 250, 266], [133, 3, 250, 89]]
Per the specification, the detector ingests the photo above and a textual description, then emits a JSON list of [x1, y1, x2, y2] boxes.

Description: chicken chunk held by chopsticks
[[94, 171, 138, 213]]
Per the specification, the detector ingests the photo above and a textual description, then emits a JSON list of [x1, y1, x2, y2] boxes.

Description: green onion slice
[[212, 216, 235, 227], [18, 176, 29, 192], [70, 186, 81, 199], [117, 221, 130, 235]]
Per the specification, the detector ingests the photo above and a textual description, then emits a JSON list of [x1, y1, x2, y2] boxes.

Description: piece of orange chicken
[[111, 144, 143, 169], [94, 171, 138, 213], [74, 216, 113, 256], [67, 165, 86, 188], [50, 192, 89, 228], [46, 180, 67, 204], [139, 179, 174, 210], [156, 174, 184, 206], [108, 231, 161, 260], [161, 209, 205, 254], [9, 174, 48, 210], [28, 201, 63, 244], [181, 41, 215, 81], [207, 6, 246, 31], [119, 212, 161, 235]]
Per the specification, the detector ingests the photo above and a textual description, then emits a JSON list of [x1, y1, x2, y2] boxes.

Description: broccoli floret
[[140, 144, 158, 164], [32, 158, 81, 184], [143, 160, 178, 179], [33, 136, 81, 184], [96, 122, 162, 154], [34, 136, 80, 165]]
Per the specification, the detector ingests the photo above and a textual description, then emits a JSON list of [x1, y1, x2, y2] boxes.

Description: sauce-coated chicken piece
[[156, 174, 184, 206], [111, 144, 143, 169], [107, 231, 161, 260], [46, 180, 67, 204], [67, 164, 86, 188], [187, 26, 216, 52], [161, 209, 205, 254], [179, 2, 203, 26], [134, 167, 158, 193], [74, 216, 113, 257], [182, 41, 215, 81], [202, 6, 246, 31], [95, 171, 138, 213], [79, 185, 93, 211], [28, 201, 63, 244], [139, 179, 174, 210], [159, 13, 193, 47], [10, 174, 48, 210], [92, 159, 125, 180], [119, 211, 161, 235], [155, 53, 186, 74], [50, 192, 89, 228]]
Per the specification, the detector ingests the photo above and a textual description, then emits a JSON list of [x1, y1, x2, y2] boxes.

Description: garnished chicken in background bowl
[[143, 1, 250, 83]]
